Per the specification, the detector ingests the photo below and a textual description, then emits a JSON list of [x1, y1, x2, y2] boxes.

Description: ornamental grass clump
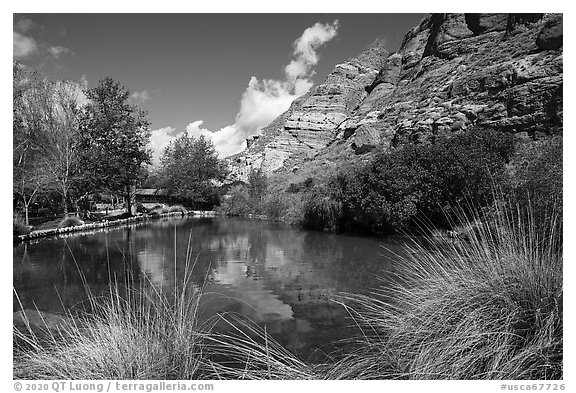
[[14, 252, 210, 379], [331, 201, 562, 379]]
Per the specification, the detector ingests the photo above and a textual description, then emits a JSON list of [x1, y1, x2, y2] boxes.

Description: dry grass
[[14, 247, 210, 379], [330, 202, 563, 379], [203, 316, 320, 379]]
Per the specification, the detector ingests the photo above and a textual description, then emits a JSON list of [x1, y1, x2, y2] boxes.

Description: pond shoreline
[[14, 210, 218, 243]]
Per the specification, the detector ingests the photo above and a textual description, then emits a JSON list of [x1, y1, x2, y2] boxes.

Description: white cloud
[[235, 77, 299, 135], [186, 121, 246, 158], [149, 126, 181, 165], [185, 120, 212, 139], [285, 20, 339, 81], [147, 20, 339, 161], [48, 45, 73, 58], [131, 90, 151, 103], [14, 18, 73, 61], [13, 32, 37, 58]]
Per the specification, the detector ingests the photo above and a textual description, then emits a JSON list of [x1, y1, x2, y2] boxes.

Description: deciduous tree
[[159, 133, 228, 208], [78, 77, 151, 214]]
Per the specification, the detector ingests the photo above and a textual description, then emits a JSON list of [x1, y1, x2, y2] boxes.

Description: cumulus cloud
[[232, 20, 338, 140], [131, 90, 151, 103], [14, 17, 72, 60], [221, 20, 338, 155], [149, 126, 181, 165], [285, 20, 339, 81], [235, 77, 301, 135], [148, 20, 339, 161], [13, 32, 38, 58], [185, 121, 245, 158], [185, 120, 211, 138]]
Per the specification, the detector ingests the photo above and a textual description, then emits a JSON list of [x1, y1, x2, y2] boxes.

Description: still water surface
[[13, 217, 409, 359]]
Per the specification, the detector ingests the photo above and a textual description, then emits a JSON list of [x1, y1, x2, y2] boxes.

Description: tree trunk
[[62, 189, 68, 215], [126, 184, 132, 216], [24, 204, 29, 226]]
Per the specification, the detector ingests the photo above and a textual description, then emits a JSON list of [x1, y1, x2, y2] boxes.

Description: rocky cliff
[[227, 13, 563, 184]]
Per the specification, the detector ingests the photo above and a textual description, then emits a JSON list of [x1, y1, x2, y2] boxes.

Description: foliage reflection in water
[[13, 217, 406, 359]]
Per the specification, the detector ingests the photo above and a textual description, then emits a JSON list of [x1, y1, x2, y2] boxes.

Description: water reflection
[[13, 217, 407, 358]]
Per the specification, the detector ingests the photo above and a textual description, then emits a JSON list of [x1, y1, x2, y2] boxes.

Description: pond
[[13, 217, 410, 360]]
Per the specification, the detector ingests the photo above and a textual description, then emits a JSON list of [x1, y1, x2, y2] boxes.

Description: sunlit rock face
[[226, 41, 389, 181], [228, 13, 562, 184]]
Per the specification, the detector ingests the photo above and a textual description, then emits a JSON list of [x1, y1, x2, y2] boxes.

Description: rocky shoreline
[[15, 210, 218, 243]]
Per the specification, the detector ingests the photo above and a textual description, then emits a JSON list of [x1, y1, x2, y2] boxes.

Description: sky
[[13, 13, 427, 163]]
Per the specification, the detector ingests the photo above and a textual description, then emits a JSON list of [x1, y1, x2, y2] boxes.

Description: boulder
[[536, 16, 563, 50]]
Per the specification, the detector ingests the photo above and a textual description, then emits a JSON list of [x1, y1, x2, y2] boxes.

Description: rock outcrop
[[228, 13, 562, 184]]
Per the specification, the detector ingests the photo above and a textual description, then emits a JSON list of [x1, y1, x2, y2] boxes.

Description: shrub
[[263, 193, 288, 220], [336, 127, 517, 233], [286, 177, 314, 194], [286, 183, 302, 193], [301, 188, 342, 232], [135, 202, 149, 214], [57, 216, 85, 229], [219, 185, 252, 215], [509, 136, 562, 236], [13, 213, 31, 236], [247, 167, 267, 203], [281, 193, 306, 226]]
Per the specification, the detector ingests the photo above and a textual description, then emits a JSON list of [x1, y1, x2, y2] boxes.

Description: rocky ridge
[[227, 13, 563, 184]]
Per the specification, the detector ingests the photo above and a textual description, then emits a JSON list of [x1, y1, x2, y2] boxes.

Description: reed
[[14, 250, 210, 379], [330, 201, 563, 379]]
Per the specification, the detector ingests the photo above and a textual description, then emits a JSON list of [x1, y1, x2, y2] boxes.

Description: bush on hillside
[[263, 193, 288, 220], [508, 136, 562, 236], [301, 188, 342, 232], [336, 127, 517, 233]]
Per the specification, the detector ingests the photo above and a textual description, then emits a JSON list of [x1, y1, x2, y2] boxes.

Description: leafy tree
[[298, 127, 517, 234], [31, 80, 84, 214], [78, 77, 151, 215], [220, 185, 251, 215], [158, 133, 228, 209], [341, 128, 516, 232], [13, 63, 54, 223], [247, 167, 267, 204]]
